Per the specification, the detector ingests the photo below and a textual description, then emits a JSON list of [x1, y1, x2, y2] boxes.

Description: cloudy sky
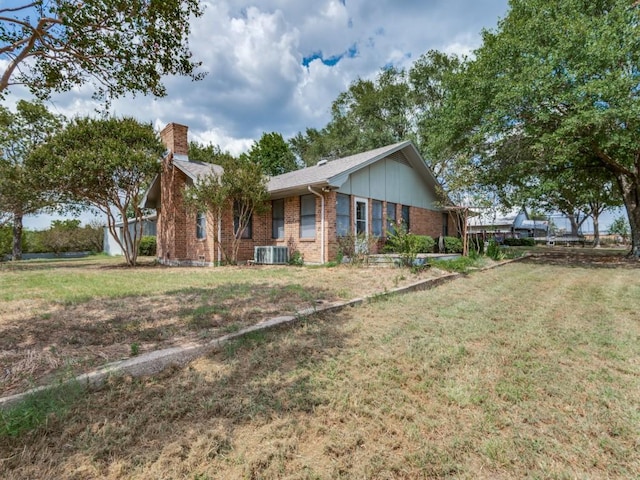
[[4, 0, 512, 228]]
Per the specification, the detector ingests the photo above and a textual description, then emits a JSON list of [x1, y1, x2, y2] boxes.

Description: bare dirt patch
[[0, 259, 447, 396]]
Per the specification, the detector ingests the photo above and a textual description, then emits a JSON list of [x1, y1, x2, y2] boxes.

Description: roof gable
[[268, 141, 443, 200]]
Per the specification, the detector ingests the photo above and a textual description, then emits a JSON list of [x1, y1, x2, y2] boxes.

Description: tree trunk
[[592, 212, 600, 248], [567, 214, 579, 237], [11, 213, 23, 261], [617, 174, 640, 258]]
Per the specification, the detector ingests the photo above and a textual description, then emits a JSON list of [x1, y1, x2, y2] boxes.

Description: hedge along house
[[142, 123, 456, 265]]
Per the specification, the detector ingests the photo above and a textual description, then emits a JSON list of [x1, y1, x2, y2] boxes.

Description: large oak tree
[[0, 0, 204, 102], [0, 99, 63, 260], [32, 117, 164, 266], [434, 0, 640, 256]]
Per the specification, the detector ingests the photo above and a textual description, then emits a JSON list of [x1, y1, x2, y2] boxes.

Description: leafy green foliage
[[469, 236, 485, 255], [608, 216, 630, 241], [433, 0, 640, 255], [0, 225, 13, 257], [288, 250, 304, 266], [442, 237, 463, 254], [486, 239, 503, 261], [185, 156, 270, 264], [429, 256, 478, 273], [503, 238, 535, 247], [188, 142, 235, 166], [383, 223, 422, 267], [0, 100, 64, 260], [138, 236, 157, 256], [0, 381, 85, 438], [41, 220, 103, 254], [244, 132, 298, 176], [0, 0, 204, 103], [32, 117, 163, 266]]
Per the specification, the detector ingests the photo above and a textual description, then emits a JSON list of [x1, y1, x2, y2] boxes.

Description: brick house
[[142, 123, 456, 265]]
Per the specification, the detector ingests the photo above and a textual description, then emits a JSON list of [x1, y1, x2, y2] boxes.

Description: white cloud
[[3, 0, 509, 153]]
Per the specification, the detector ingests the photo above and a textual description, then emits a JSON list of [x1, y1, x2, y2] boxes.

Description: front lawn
[[0, 256, 449, 396], [1, 253, 638, 479]]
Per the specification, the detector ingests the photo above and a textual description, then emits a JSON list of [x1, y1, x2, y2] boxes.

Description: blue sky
[[1, 0, 514, 229]]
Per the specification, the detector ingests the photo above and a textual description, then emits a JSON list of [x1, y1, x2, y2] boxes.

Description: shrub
[[443, 236, 463, 253], [288, 250, 304, 266], [503, 237, 535, 247], [414, 235, 436, 253], [0, 225, 14, 257], [487, 238, 503, 260], [384, 224, 420, 267], [430, 256, 479, 273], [469, 236, 485, 255], [138, 236, 157, 256], [337, 232, 378, 266]]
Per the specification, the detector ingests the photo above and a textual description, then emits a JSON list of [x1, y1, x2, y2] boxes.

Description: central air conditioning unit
[[254, 246, 289, 265]]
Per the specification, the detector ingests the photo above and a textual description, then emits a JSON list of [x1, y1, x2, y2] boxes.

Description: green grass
[[0, 256, 297, 303], [430, 255, 485, 273], [0, 381, 85, 438], [1, 256, 638, 479]]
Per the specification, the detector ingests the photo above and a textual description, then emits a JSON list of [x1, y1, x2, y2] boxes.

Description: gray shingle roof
[[268, 141, 410, 194], [143, 141, 448, 208], [173, 158, 223, 181]]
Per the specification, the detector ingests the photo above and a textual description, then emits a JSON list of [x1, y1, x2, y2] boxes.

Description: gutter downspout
[[308, 186, 325, 264]]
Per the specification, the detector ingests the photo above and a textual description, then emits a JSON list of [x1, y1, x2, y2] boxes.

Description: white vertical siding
[[338, 157, 437, 208]]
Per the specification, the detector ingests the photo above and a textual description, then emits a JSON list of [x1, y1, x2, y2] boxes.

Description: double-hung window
[[372, 200, 383, 236], [336, 194, 350, 237], [401, 205, 410, 231], [234, 201, 252, 239], [300, 194, 316, 238], [196, 212, 206, 240], [386, 202, 396, 234], [272, 199, 284, 239]]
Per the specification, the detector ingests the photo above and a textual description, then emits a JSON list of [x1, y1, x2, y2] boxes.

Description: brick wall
[[158, 162, 458, 265], [160, 123, 189, 156]]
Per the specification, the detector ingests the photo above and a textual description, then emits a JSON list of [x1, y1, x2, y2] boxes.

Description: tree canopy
[[32, 116, 164, 266], [185, 155, 270, 264], [0, 99, 64, 259], [243, 132, 298, 176], [0, 0, 204, 102], [431, 0, 640, 255]]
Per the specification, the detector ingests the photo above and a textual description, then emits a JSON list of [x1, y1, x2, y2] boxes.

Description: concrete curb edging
[[0, 257, 523, 410]]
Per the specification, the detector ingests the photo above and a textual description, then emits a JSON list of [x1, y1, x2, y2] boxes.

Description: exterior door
[[354, 197, 368, 253]]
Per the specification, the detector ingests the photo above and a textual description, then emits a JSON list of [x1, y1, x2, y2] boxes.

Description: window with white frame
[[300, 194, 316, 238]]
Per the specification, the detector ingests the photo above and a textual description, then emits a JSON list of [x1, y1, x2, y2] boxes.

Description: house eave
[[268, 181, 331, 199]]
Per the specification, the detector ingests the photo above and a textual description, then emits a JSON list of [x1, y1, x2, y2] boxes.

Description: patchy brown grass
[[0, 257, 448, 396], [1, 252, 639, 479]]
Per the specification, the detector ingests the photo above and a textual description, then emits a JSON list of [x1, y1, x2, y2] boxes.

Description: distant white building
[[468, 208, 548, 239], [103, 215, 157, 256]]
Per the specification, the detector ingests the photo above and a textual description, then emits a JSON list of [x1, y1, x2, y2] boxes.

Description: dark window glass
[[401, 205, 410, 231], [336, 194, 350, 237], [272, 199, 284, 239], [386, 202, 396, 234], [196, 212, 206, 240], [372, 200, 383, 236], [234, 202, 252, 239]]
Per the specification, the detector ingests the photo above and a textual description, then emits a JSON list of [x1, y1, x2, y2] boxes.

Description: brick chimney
[[160, 123, 189, 156]]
